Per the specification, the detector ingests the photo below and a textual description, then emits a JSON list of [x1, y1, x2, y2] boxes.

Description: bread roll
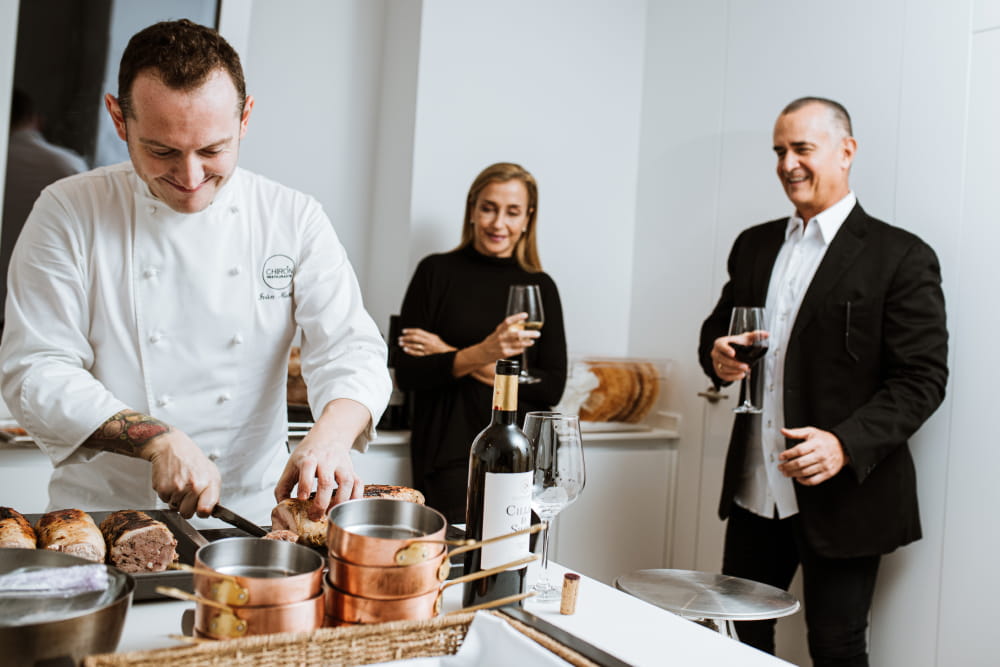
[[35, 509, 106, 562]]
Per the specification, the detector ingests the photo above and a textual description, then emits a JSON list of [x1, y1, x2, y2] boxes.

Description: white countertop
[[113, 561, 789, 666]]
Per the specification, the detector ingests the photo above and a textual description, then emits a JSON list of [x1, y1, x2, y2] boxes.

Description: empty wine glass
[[728, 307, 769, 414], [506, 285, 544, 384], [523, 412, 586, 601]]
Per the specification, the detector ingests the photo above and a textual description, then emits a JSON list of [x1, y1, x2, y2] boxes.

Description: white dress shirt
[[0, 163, 391, 523], [734, 191, 856, 519]]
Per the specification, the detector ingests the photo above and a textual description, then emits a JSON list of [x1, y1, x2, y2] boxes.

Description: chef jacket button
[[229, 266, 242, 276], [144, 267, 158, 279], [208, 452, 220, 462], [148, 205, 156, 215], [229, 206, 238, 215], [157, 396, 171, 407], [231, 333, 243, 345], [149, 332, 162, 344], [218, 392, 232, 403]]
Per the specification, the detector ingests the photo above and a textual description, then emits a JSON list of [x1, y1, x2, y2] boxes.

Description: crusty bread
[[35, 509, 106, 563], [579, 360, 661, 424]]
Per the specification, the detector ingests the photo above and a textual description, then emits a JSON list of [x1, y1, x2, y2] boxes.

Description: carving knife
[[211, 504, 268, 537]]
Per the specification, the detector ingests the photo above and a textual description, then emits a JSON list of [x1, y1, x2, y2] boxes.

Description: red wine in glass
[[728, 307, 768, 414], [731, 343, 769, 365]]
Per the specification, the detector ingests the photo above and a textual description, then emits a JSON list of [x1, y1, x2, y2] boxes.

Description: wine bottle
[[463, 359, 534, 607]]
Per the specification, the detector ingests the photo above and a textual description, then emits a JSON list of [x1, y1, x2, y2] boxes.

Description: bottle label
[[492, 373, 518, 412], [480, 471, 533, 569]]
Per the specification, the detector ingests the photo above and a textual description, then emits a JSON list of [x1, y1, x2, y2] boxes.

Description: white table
[[115, 561, 791, 666]]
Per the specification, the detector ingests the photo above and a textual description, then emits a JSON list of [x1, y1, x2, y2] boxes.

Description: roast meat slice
[[100, 510, 178, 573], [270, 498, 326, 547]]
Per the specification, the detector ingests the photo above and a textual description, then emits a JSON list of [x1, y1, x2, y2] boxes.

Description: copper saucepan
[[156, 586, 326, 639], [326, 522, 545, 599], [326, 498, 459, 566], [324, 554, 538, 624], [192, 537, 324, 606]]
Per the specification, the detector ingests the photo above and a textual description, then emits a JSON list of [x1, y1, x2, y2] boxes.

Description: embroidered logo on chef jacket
[[261, 254, 295, 301], [262, 254, 295, 288]]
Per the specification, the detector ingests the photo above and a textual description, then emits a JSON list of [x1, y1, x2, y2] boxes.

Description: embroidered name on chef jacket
[[260, 254, 295, 300]]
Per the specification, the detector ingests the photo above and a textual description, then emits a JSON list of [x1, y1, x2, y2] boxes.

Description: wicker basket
[[82, 611, 599, 667]]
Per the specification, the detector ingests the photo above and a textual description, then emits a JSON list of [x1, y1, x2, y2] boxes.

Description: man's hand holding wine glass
[[711, 330, 770, 383]]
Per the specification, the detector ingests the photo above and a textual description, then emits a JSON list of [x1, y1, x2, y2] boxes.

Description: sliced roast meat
[[100, 510, 178, 573], [262, 529, 300, 543], [35, 509, 106, 562], [0, 506, 37, 549], [270, 498, 327, 547]]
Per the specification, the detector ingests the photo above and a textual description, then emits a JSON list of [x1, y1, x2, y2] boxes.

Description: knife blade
[[210, 504, 269, 537]]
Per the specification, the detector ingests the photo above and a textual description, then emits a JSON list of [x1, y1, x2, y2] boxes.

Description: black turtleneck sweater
[[394, 244, 567, 522]]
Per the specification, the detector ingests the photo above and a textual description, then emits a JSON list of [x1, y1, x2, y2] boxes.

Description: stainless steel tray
[[24, 509, 208, 602]]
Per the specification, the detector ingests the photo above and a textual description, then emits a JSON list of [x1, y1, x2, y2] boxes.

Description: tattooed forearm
[[83, 410, 172, 457]]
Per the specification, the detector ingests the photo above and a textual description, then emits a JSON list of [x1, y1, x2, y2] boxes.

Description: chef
[[0, 19, 390, 524]]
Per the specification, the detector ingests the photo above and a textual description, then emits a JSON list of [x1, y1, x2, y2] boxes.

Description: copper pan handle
[[442, 554, 539, 588], [154, 585, 234, 613], [445, 591, 535, 615], [449, 522, 547, 559]]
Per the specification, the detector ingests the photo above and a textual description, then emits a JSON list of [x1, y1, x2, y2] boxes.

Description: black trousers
[[722, 505, 881, 667]]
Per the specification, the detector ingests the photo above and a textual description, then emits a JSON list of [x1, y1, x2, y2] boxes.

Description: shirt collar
[[785, 191, 857, 244]]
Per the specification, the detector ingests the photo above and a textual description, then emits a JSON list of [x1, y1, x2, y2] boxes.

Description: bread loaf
[[35, 509, 106, 562]]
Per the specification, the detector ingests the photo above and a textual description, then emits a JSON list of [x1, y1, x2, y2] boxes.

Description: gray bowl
[[0, 549, 135, 667]]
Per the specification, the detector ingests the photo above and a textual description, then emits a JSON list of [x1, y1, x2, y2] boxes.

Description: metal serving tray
[[24, 509, 209, 602]]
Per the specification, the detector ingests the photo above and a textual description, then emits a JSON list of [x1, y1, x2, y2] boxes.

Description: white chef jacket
[[0, 162, 391, 524], [734, 191, 855, 519]]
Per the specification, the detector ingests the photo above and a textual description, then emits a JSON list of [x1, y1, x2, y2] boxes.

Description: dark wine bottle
[[462, 359, 534, 607]]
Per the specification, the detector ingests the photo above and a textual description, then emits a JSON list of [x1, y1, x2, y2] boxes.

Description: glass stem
[[521, 351, 530, 378], [538, 520, 551, 586]]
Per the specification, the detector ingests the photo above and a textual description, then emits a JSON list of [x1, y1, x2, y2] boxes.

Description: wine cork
[[560, 572, 580, 615]]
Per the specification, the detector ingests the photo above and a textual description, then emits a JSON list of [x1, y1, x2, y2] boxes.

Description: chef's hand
[[138, 430, 222, 519], [710, 331, 769, 383], [399, 328, 456, 357], [778, 427, 850, 486], [276, 398, 371, 520]]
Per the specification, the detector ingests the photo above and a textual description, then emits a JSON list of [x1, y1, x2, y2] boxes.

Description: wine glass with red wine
[[728, 307, 769, 414]]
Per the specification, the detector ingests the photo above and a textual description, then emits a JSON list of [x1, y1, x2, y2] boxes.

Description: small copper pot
[[194, 591, 326, 639], [326, 552, 451, 600], [327, 522, 547, 600], [324, 553, 537, 624], [326, 498, 449, 566], [194, 537, 324, 606]]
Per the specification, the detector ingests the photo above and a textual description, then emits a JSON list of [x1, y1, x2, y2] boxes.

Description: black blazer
[[699, 203, 948, 558]]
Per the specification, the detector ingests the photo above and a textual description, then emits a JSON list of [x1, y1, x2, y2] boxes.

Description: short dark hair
[[117, 19, 246, 119], [781, 97, 853, 137]]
